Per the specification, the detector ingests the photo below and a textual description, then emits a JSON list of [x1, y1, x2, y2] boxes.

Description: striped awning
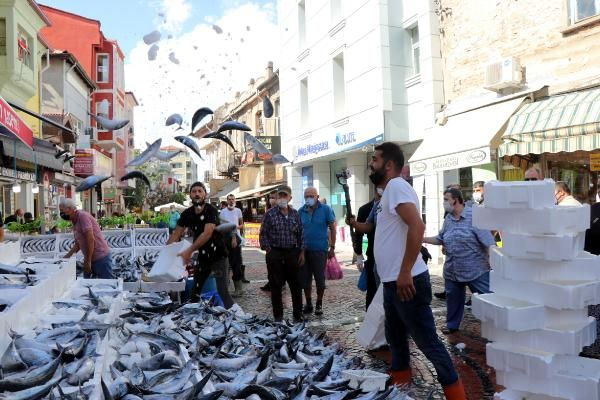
[[500, 88, 600, 156]]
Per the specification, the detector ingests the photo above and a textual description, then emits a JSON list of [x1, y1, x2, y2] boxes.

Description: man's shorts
[[301, 250, 328, 290]]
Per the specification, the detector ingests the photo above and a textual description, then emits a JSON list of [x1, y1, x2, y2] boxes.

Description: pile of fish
[[109, 250, 160, 283], [96, 293, 408, 399], [0, 263, 38, 312], [0, 281, 122, 399]]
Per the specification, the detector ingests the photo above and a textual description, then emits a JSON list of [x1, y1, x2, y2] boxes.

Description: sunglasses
[[524, 178, 538, 181]]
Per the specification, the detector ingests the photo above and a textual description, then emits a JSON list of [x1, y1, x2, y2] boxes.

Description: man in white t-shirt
[[366, 142, 465, 399], [220, 194, 245, 296]]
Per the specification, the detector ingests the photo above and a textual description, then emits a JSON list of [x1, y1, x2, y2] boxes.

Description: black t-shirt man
[[177, 203, 226, 262]]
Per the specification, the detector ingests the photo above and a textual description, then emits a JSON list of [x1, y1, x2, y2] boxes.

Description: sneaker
[[434, 291, 446, 300], [303, 304, 313, 314], [314, 303, 323, 316]]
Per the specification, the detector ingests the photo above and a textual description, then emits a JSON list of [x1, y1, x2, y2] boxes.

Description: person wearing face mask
[[472, 181, 484, 204], [167, 182, 234, 308], [298, 187, 336, 316], [260, 192, 282, 292], [423, 188, 495, 336], [259, 185, 305, 322], [554, 181, 581, 206], [220, 194, 245, 296], [60, 198, 113, 279]]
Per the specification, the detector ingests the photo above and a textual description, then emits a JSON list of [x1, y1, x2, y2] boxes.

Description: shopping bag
[[147, 241, 187, 282], [356, 284, 387, 350], [325, 255, 343, 280], [357, 268, 367, 292]]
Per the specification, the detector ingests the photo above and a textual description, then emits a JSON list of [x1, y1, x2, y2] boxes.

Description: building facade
[[161, 145, 198, 192], [277, 0, 443, 243]]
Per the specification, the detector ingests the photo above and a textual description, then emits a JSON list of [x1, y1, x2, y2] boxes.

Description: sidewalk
[[236, 246, 500, 400]]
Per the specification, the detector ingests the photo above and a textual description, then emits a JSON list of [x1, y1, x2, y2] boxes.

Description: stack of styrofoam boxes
[[472, 180, 600, 400]]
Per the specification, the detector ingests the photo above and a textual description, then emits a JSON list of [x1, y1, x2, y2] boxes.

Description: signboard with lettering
[[103, 187, 116, 203], [74, 149, 94, 176], [409, 146, 492, 175], [0, 96, 33, 149], [0, 167, 35, 181], [294, 131, 383, 163], [244, 222, 261, 248], [255, 136, 281, 154], [590, 153, 600, 171]]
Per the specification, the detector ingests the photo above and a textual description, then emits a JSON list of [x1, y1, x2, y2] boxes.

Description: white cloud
[[125, 1, 278, 172], [159, 0, 192, 34]]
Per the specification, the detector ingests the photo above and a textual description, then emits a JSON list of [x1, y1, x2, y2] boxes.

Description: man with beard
[[167, 182, 234, 308], [349, 142, 464, 398]]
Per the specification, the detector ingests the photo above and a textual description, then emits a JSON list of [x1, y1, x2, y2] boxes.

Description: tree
[[171, 192, 186, 205]]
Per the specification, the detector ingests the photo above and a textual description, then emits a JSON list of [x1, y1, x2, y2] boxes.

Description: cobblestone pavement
[[235, 246, 502, 400]]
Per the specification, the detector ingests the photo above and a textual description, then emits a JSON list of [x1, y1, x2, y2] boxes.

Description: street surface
[[236, 245, 501, 400]]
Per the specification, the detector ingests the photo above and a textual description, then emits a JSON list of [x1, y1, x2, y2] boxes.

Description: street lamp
[[32, 185, 39, 194], [12, 181, 21, 193]]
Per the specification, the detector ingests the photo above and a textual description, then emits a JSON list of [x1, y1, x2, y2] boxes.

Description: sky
[[41, 0, 278, 172]]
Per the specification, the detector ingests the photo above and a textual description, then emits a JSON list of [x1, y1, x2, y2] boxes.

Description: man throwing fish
[[167, 182, 234, 308], [351, 142, 465, 399], [60, 198, 114, 279]]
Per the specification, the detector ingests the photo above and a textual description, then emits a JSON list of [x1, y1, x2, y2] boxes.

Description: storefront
[[499, 87, 600, 204]]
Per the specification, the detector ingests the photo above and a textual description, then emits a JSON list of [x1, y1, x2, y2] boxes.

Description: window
[[331, 0, 342, 22], [333, 53, 346, 118], [95, 100, 110, 119], [300, 78, 309, 129], [17, 28, 32, 69], [0, 19, 6, 56], [568, 0, 600, 24], [71, 116, 83, 134], [408, 26, 420, 76], [171, 162, 183, 169], [186, 161, 191, 168], [96, 54, 109, 83], [298, 0, 306, 48]]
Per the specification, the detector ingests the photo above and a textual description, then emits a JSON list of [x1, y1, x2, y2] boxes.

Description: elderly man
[[60, 199, 113, 279], [220, 193, 245, 296], [555, 181, 581, 206], [472, 181, 485, 204], [259, 185, 305, 322], [524, 166, 543, 181], [298, 187, 336, 315], [4, 208, 23, 225]]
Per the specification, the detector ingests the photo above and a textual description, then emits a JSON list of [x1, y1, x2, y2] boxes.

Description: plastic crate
[[501, 231, 585, 261], [483, 180, 556, 209], [472, 293, 545, 332]]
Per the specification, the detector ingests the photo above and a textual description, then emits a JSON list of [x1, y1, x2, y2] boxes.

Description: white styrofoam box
[[20, 234, 57, 255], [0, 240, 21, 264], [501, 231, 585, 261], [147, 241, 187, 282], [133, 228, 169, 247], [480, 317, 596, 355], [544, 308, 591, 326], [495, 389, 570, 400], [472, 293, 545, 332], [491, 248, 600, 282], [102, 229, 133, 248], [139, 281, 186, 292], [495, 356, 600, 400], [491, 272, 600, 310], [487, 342, 555, 378], [342, 369, 389, 392], [483, 180, 555, 209], [472, 203, 590, 234]]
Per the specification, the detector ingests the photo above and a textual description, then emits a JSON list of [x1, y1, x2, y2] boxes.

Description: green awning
[[500, 88, 600, 156]]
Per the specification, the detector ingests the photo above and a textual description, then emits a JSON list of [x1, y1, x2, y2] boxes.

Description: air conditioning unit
[[484, 57, 523, 92]]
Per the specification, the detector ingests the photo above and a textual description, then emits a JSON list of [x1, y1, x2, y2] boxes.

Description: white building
[[278, 0, 443, 245]]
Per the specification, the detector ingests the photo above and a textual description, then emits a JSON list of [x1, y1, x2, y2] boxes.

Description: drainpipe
[[41, 49, 50, 74]]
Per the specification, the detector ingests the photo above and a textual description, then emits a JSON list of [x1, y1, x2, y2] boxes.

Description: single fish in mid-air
[[262, 96, 274, 118], [127, 138, 162, 166], [244, 132, 270, 155], [166, 113, 183, 129], [203, 132, 236, 151], [120, 171, 151, 187], [76, 175, 111, 192], [175, 136, 203, 160], [216, 120, 251, 134], [190, 107, 214, 133], [89, 113, 130, 131]]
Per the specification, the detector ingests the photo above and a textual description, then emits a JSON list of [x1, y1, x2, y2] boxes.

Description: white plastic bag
[[356, 284, 387, 350], [147, 241, 187, 282]]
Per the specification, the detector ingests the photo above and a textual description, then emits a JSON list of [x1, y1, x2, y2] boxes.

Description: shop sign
[[244, 222, 261, 248], [103, 187, 116, 203], [74, 149, 94, 176], [0, 167, 35, 181], [590, 154, 600, 171], [255, 136, 281, 154], [294, 130, 383, 163], [0, 96, 33, 148], [409, 146, 491, 175]]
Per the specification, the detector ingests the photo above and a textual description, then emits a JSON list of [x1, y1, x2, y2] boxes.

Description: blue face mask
[[305, 198, 316, 207]]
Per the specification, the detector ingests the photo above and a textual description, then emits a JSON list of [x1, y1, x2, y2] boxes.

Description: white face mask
[[376, 187, 384, 196], [443, 201, 454, 213], [227, 204, 235, 210], [277, 199, 288, 208], [472, 192, 483, 204]]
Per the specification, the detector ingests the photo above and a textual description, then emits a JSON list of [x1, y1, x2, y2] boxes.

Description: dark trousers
[[365, 258, 377, 310], [266, 248, 302, 320], [445, 271, 490, 329], [191, 257, 234, 309], [227, 240, 243, 282], [383, 271, 458, 386], [84, 254, 114, 279]]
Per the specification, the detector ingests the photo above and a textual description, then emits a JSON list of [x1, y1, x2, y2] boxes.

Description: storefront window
[[546, 151, 598, 204], [301, 166, 313, 190]]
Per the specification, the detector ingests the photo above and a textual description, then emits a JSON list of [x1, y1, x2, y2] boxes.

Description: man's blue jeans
[[383, 271, 458, 386], [445, 271, 490, 330], [84, 254, 115, 279]]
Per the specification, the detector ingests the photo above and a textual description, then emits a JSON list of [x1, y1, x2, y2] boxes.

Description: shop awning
[[236, 183, 281, 200], [0, 97, 33, 149], [408, 97, 527, 175], [209, 181, 239, 201], [0, 135, 69, 171], [500, 88, 600, 156]]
